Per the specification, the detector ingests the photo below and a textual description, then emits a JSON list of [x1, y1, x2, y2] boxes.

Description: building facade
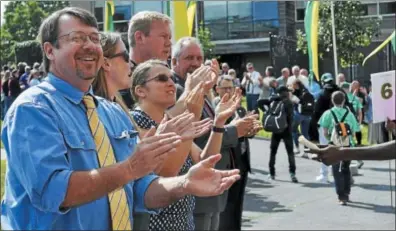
[[72, 1, 395, 80]]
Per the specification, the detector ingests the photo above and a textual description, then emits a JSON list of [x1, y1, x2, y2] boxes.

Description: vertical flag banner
[[363, 30, 396, 66], [187, 1, 197, 37], [104, 0, 115, 32], [170, 1, 190, 42], [304, 1, 320, 82]]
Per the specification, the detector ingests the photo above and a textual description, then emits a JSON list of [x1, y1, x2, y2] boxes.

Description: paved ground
[[242, 138, 396, 230]]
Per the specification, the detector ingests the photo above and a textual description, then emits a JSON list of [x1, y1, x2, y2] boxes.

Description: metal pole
[[331, 1, 339, 84], [195, 2, 199, 40], [389, 132, 394, 208]]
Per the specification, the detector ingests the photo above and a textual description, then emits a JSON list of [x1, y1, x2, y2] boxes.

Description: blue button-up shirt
[[1, 73, 158, 230]]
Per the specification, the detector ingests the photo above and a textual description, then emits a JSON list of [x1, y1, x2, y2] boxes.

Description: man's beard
[[76, 68, 98, 80]]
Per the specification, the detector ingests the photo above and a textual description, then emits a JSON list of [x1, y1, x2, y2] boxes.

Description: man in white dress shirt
[[241, 62, 262, 113]]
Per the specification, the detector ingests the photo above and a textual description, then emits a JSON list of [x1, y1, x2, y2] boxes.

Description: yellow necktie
[[83, 95, 132, 231]]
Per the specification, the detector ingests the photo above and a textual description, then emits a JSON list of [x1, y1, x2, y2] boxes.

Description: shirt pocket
[[62, 132, 98, 168], [64, 133, 96, 150], [108, 129, 139, 161]]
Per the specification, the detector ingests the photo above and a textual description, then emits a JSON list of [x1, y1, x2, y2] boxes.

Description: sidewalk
[[243, 139, 396, 230]]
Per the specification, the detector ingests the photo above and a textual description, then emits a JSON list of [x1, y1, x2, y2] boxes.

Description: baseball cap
[[341, 82, 350, 89], [321, 73, 333, 83]]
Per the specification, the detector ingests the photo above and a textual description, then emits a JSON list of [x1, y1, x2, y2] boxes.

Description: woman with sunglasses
[[92, 33, 236, 230], [130, 59, 242, 231]]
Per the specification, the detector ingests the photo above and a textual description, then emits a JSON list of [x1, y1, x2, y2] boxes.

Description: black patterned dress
[[131, 109, 195, 231]]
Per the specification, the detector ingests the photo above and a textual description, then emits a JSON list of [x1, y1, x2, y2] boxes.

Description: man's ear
[[102, 58, 111, 72], [43, 42, 55, 62], [134, 31, 145, 45]]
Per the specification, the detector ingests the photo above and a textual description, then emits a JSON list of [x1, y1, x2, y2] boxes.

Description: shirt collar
[[47, 72, 96, 105], [172, 71, 186, 88]]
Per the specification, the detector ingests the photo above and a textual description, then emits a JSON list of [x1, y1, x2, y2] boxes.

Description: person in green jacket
[[318, 91, 360, 206]]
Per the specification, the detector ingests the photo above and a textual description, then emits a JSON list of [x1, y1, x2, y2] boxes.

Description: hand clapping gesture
[[156, 111, 212, 141], [214, 88, 242, 125], [183, 154, 240, 197]]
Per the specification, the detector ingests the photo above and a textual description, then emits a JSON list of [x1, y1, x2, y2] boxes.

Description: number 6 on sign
[[371, 71, 396, 123], [381, 83, 393, 100]]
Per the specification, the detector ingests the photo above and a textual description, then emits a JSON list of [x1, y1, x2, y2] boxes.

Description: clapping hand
[[128, 127, 182, 179], [185, 82, 205, 120], [156, 111, 212, 141], [214, 89, 242, 125], [183, 154, 240, 197], [185, 66, 213, 93]]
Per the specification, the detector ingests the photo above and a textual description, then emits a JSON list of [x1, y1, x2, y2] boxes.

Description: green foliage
[[0, 1, 69, 67], [197, 22, 218, 60], [296, 1, 380, 68], [14, 40, 43, 67], [0, 27, 15, 66]]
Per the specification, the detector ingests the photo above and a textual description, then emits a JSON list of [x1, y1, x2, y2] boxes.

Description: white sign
[[371, 71, 396, 123]]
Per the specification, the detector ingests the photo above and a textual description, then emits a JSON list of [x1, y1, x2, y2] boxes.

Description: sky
[[1, 1, 10, 25]]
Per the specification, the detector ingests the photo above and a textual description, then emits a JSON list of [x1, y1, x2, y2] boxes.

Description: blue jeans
[[292, 112, 311, 147], [1, 96, 11, 120], [246, 94, 259, 113]]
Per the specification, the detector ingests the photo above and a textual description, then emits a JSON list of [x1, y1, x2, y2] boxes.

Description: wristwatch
[[212, 126, 225, 133]]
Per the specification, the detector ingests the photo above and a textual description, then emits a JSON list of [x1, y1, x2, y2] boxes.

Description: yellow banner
[[172, 1, 190, 41], [362, 31, 395, 66]]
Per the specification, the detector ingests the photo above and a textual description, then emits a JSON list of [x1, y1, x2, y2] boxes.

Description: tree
[[296, 1, 380, 69], [197, 22, 218, 60], [0, 1, 69, 66], [0, 27, 15, 66]]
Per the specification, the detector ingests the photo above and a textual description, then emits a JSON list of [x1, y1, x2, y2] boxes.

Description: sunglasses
[[107, 50, 129, 63], [144, 74, 173, 84]]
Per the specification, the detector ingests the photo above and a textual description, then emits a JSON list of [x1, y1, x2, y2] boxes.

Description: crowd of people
[[0, 62, 46, 120], [0, 6, 395, 231]]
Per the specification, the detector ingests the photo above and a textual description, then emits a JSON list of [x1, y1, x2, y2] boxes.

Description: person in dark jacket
[[258, 86, 298, 183], [215, 76, 262, 231]]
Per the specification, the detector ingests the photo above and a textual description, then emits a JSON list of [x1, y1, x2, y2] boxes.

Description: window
[[203, 1, 279, 40], [114, 5, 132, 21], [361, 3, 378, 16], [296, 9, 305, 21], [95, 7, 104, 23], [379, 2, 396, 14], [134, 1, 164, 13], [94, 1, 105, 23], [228, 1, 252, 22], [204, 1, 227, 23], [295, 1, 306, 9]]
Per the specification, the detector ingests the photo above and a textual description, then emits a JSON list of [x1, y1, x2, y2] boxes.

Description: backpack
[[262, 100, 288, 133], [299, 90, 315, 115], [330, 109, 352, 146]]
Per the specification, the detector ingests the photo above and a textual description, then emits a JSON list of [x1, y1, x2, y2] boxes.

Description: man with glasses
[[0, 7, 241, 230], [215, 75, 261, 231], [241, 62, 262, 113], [171, 37, 257, 230]]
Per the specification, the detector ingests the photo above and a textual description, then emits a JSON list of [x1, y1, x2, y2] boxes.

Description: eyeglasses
[[144, 74, 173, 84], [130, 59, 137, 72], [218, 87, 234, 91], [107, 50, 129, 63], [57, 31, 105, 46]]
